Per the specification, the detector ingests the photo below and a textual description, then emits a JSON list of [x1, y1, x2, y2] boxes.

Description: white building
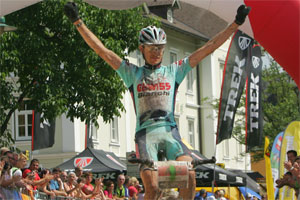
[[9, 1, 250, 171]]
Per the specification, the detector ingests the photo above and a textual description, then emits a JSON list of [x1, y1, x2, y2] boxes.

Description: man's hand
[[64, 2, 80, 23], [235, 5, 251, 25]]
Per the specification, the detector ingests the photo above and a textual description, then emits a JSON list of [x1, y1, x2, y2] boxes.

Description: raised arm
[[64, 2, 122, 70], [189, 5, 251, 68]]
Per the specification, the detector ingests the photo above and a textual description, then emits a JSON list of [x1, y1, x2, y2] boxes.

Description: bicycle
[[128, 151, 216, 192]]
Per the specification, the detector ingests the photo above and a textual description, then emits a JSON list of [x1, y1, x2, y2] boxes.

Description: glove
[[235, 5, 251, 25], [64, 2, 80, 23]]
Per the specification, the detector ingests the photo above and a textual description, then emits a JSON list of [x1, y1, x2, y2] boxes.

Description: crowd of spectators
[[276, 150, 300, 199], [0, 147, 144, 200]]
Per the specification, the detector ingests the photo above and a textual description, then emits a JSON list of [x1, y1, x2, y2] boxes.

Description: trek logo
[[74, 157, 93, 168], [252, 56, 260, 69], [249, 73, 260, 132], [238, 36, 251, 50], [195, 171, 210, 179], [137, 82, 171, 92], [223, 56, 246, 121], [39, 112, 50, 129]]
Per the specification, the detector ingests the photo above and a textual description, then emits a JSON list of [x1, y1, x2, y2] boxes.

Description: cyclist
[[64, 3, 250, 199]]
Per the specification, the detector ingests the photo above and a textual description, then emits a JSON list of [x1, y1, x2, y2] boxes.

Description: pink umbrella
[[181, 0, 300, 89]]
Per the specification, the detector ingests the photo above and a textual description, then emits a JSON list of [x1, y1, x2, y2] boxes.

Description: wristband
[[75, 22, 82, 28], [290, 166, 294, 171]]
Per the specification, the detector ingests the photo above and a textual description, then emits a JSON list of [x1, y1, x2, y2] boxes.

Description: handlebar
[[191, 156, 216, 166], [128, 156, 216, 167], [128, 158, 154, 166]]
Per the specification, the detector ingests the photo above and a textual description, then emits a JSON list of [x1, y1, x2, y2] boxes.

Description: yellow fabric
[[279, 121, 300, 200], [21, 193, 31, 200], [181, 138, 194, 150], [264, 136, 275, 200], [196, 187, 245, 200]]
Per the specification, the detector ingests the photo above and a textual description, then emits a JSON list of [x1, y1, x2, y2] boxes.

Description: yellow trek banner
[[264, 136, 275, 200], [279, 121, 300, 200], [196, 187, 244, 200]]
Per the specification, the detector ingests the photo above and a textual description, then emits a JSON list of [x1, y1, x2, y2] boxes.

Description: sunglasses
[[143, 45, 165, 52]]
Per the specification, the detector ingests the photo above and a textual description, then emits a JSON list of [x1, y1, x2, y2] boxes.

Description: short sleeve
[[174, 57, 192, 84], [116, 60, 139, 88]]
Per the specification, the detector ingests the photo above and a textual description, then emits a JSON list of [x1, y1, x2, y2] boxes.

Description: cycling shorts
[[135, 126, 191, 162]]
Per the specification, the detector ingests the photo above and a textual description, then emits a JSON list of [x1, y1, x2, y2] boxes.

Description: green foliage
[[0, 0, 159, 146], [202, 58, 300, 161]]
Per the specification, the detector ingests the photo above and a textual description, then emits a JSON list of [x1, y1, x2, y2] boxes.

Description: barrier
[[0, 187, 82, 200]]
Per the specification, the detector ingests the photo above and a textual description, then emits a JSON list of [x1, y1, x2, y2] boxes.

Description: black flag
[[31, 111, 55, 151], [216, 30, 253, 144], [246, 45, 263, 152]]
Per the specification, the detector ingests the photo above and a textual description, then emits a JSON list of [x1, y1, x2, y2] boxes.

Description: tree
[[0, 0, 159, 146], [203, 58, 300, 161]]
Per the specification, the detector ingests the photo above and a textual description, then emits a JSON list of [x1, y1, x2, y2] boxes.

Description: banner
[[264, 136, 275, 200], [216, 30, 253, 144], [279, 121, 300, 200], [246, 45, 263, 152], [271, 132, 284, 198], [31, 111, 55, 151]]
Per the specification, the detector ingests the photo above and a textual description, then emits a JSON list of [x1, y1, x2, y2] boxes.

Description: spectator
[[39, 168, 55, 198], [137, 184, 145, 200], [104, 180, 115, 199], [11, 153, 28, 190], [64, 172, 80, 197], [0, 155, 17, 188], [194, 189, 207, 200], [219, 189, 226, 200], [23, 171, 36, 199], [75, 166, 83, 178], [81, 172, 94, 195], [114, 174, 128, 199], [76, 176, 104, 199], [49, 167, 67, 196], [276, 150, 299, 198], [287, 150, 298, 164], [284, 156, 300, 198], [0, 147, 10, 156], [124, 175, 130, 194], [11, 152, 19, 167], [3, 151, 14, 166], [207, 190, 220, 200], [128, 177, 139, 200], [22, 159, 41, 189], [60, 170, 68, 183], [245, 193, 252, 200]]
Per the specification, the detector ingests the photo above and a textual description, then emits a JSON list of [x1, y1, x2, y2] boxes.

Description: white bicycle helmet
[[139, 26, 167, 45]]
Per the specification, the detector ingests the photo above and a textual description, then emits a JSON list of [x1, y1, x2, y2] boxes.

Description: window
[[188, 120, 195, 148], [15, 101, 34, 140], [223, 140, 230, 158], [218, 61, 225, 87], [175, 116, 180, 129], [167, 8, 173, 23], [110, 116, 119, 143], [170, 52, 177, 64], [187, 70, 193, 92]]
